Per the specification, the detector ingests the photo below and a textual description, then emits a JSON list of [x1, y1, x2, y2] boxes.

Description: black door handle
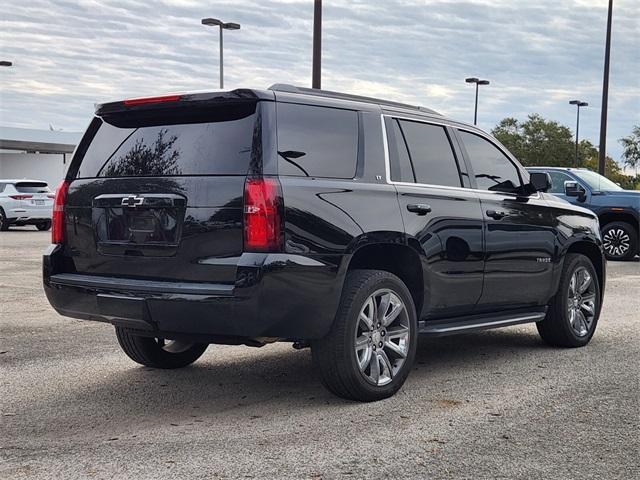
[[407, 204, 432, 215], [486, 209, 507, 220]]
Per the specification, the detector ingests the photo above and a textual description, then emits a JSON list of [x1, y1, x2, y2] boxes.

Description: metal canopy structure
[[0, 126, 81, 154]]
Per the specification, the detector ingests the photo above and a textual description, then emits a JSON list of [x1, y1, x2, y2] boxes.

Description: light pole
[[598, 0, 613, 175], [465, 77, 490, 125], [569, 100, 588, 167], [312, 0, 322, 89], [201, 18, 241, 89], [0, 61, 12, 67]]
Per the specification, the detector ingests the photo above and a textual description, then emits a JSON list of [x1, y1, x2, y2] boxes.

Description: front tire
[[115, 327, 208, 369], [537, 253, 601, 348], [312, 270, 418, 402], [601, 221, 637, 261]]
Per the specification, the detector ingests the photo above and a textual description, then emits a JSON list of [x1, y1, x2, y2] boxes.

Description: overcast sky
[[0, 0, 638, 162]]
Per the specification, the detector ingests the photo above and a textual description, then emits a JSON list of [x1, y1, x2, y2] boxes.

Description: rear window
[[14, 182, 50, 193], [277, 103, 358, 179], [75, 104, 258, 178]]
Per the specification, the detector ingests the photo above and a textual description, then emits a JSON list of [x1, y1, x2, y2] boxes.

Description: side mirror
[[529, 172, 551, 193], [564, 180, 586, 200]]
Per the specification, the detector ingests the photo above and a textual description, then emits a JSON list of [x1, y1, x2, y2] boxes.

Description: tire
[[312, 270, 418, 402], [537, 253, 601, 348], [601, 221, 638, 261], [0, 208, 9, 231], [36, 220, 52, 231], [115, 327, 208, 369]]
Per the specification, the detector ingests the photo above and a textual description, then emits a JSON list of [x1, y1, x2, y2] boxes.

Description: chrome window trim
[[380, 114, 540, 199]]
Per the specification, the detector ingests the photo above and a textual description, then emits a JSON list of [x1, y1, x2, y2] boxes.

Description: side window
[[459, 131, 522, 193], [547, 171, 574, 194], [386, 118, 415, 182], [0, 183, 5, 193], [277, 103, 358, 179], [398, 120, 461, 187]]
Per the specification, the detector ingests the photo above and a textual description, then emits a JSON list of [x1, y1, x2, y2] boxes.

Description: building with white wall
[[0, 126, 82, 188]]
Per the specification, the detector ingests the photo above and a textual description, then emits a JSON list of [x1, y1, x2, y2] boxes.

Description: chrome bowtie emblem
[[121, 195, 144, 207]]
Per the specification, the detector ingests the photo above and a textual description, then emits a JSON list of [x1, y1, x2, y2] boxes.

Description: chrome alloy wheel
[[155, 338, 195, 354], [567, 266, 597, 337], [354, 288, 410, 386], [603, 228, 631, 258]]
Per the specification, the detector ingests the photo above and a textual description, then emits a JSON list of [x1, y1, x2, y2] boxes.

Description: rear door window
[[459, 131, 522, 194], [386, 118, 415, 183], [75, 104, 258, 178], [277, 103, 358, 178], [397, 120, 462, 187]]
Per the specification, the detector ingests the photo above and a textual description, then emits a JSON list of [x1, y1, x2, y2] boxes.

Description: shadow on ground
[[10, 326, 565, 439]]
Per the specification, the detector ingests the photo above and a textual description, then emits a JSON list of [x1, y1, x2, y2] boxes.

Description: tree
[[619, 126, 640, 176], [492, 114, 577, 167], [102, 128, 182, 177], [492, 114, 639, 190]]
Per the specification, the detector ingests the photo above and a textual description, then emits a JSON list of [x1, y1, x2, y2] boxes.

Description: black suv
[[44, 85, 606, 402]]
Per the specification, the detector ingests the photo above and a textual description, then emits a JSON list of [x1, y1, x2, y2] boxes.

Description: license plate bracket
[[92, 194, 186, 255]]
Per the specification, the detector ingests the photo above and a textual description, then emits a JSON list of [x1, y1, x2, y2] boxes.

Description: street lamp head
[[466, 77, 489, 85], [202, 18, 240, 30], [0, 61, 12, 67], [570, 100, 589, 107], [201, 18, 223, 26]]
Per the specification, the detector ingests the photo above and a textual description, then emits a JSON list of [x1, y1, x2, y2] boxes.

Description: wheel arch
[[598, 211, 639, 235], [565, 240, 606, 302], [346, 241, 424, 317]]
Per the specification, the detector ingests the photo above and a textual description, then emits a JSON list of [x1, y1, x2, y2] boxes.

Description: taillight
[[243, 177, 282, 252], [52, 180, 70, 244], [9, 194, 33, 200], [47, 194, 55, 199]]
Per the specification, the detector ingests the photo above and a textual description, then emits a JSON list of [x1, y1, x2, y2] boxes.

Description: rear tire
[[601, 221, 637, 261], [36, 220, 52, 231], [0, 208, 9, 231], [537, 253, 601, 348], [312, 270, 418, 402], [115, 327, 208, 369]]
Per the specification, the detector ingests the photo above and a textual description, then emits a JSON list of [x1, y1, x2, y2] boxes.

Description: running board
[[419, 311, 546, 337]]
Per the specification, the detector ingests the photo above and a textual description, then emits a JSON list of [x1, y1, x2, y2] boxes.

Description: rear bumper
[[43, 245, 345, 341], [7, 206, 52, 222]]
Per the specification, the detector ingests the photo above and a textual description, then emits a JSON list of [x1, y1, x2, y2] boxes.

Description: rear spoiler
[[95, 89, 274, 116]]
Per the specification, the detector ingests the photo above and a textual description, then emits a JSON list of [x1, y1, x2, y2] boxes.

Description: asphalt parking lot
[[1, 228, 638, 480]]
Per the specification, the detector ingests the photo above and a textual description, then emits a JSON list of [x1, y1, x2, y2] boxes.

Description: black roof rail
[[268, 84, 441, 116]]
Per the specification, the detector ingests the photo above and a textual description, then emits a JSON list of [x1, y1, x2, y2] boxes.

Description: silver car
[[0, 180, 54, 231]]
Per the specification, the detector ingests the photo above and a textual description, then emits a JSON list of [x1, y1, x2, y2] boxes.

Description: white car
[[0, 179, 54, 231]]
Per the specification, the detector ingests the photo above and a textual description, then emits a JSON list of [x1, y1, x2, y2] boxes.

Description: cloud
[[0, 0, 638, 162]]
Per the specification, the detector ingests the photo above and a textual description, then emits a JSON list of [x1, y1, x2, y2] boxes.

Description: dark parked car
[[44, 85, 606, 401], [527, 167, 639, 261]]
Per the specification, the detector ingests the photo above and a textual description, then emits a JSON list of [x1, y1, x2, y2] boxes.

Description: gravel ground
[[1, 228, 639, 480]]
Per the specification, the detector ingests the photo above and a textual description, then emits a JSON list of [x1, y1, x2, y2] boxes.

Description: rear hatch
[[62, 93, 266, 284], [12, 181, 53, 211]]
